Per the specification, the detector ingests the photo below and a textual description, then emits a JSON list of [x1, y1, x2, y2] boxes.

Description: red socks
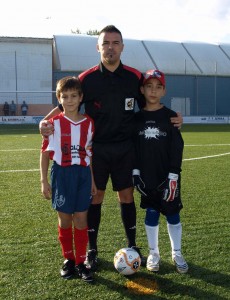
[[74, 227, 88, 265], [58, 226, 75, 261], [58, 225, 88, 265]]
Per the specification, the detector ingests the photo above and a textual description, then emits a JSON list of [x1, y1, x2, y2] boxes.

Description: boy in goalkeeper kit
[[40, 76, 96, 282], [133, 69, 188, 273]]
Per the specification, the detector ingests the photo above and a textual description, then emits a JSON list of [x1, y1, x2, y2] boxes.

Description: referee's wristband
[[132, 169, 140, 176]]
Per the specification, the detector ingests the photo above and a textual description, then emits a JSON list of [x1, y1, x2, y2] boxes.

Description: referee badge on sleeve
[[125, 98, 134, 110]]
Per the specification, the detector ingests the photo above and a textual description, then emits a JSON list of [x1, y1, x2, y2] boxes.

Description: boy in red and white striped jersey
[[40, 76, 96, 282]]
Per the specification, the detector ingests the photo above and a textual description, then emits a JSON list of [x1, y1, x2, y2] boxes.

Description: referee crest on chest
[[125, 98, 134, 110]]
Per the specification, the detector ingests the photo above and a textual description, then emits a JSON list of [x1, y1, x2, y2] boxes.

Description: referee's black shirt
[[79, 62, 144, 143]]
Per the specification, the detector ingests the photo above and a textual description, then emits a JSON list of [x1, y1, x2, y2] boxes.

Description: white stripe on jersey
[[71, 121, 83, 165], [46, 115, 93, 167]]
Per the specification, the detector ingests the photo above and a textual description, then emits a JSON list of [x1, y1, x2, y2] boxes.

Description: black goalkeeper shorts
[[140, 189, 183, 216], [92, 140, 135, 191]]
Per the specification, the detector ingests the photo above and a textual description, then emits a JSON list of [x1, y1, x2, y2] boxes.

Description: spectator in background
[[9, 100, 16, 116], [21, 101, 28, 116], [3, 101, 9, 116]]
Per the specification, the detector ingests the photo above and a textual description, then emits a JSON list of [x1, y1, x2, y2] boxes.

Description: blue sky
[[2, 0, 230, 44]]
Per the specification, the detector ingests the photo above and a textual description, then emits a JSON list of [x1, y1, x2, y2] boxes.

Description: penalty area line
[[183, 152, 230, 161]]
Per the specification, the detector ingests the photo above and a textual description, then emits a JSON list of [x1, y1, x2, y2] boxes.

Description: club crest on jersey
[[125, 98, 134, 110], [62, 143, 70, 155]]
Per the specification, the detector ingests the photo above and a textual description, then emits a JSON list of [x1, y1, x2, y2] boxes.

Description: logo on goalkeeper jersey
[[139, 126, 166, 139]]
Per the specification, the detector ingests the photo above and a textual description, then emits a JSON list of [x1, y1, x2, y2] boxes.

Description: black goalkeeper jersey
[[134, 106, 184, 190], [78, 62, 144, 143]]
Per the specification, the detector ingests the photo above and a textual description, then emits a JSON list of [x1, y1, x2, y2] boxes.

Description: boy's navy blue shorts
[[51, 162, 92, 213], [92, 140, 135, 191]]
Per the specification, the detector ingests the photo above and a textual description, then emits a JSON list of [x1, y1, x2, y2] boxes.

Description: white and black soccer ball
[[114, 247, 141, 275]]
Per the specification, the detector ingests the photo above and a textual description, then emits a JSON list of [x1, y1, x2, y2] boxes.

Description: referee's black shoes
[[131, 246, 147, 267], [85, 249, 98, 272], [75, 263, 94, 282]]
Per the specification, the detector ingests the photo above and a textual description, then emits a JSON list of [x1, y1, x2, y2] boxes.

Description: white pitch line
[[0, 169, 40, 173], [185, 144, 230, 147], [0, 152, 230, 173], [0, 144, 229, 152], [0, 149, 38, 152], [183, 152, 230, 161]]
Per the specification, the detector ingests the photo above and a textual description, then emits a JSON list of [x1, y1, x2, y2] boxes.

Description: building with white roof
[[0, 34, 230, 120]]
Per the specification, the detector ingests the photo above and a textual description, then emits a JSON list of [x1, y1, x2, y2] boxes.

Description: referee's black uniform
[[79, 62, 144, 191]]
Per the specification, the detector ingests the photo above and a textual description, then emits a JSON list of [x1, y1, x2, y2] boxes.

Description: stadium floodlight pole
[[14, 51, 18, 115], [184, 59, 186, 116], [196, 76, 199, 116], [214, 61, 217, 116]]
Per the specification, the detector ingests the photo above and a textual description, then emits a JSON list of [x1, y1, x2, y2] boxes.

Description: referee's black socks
[[87, 203, 102, 251], [120, 202, 137, 248]]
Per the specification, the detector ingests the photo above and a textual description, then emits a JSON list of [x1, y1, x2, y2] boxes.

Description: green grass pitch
[[0, 124, 229, 299]]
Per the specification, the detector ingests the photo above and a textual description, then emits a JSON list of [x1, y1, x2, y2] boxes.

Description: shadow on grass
[[181, 124, 230, 132], [0, 124, 39, 135], [160, 260, 230, 289], [151, 260, 229, 299], [95, 258, 229, 299], [186, 261, 230, 289], [92, 257, 165, 299]]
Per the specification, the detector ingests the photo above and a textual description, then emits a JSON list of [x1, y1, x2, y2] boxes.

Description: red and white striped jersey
[[41, 113, 94, 167]]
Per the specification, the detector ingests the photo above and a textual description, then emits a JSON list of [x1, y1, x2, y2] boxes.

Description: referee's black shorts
[[92, 140, 135, 191]]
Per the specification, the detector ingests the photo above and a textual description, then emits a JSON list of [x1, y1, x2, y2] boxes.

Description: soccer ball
[[114, 247, 141, 275]]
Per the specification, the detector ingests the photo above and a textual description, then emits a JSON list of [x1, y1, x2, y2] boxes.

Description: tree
[[71, 28, 81, 34], [71, 28, 99, 36], [86, 29, 100, 36]]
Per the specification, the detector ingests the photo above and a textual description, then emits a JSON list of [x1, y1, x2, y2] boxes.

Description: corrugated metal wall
[[0, 35, 229, 116], [53, 35, 230, 116], [163, 75, 230, 115]]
